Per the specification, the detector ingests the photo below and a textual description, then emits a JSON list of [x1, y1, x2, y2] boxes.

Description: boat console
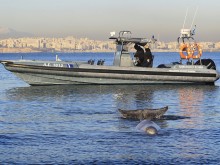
[[109, 31, 152, 67]]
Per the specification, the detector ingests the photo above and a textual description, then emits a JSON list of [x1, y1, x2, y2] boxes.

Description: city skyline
[[0, 0, 220, 42], [1, 36, 219, 53]]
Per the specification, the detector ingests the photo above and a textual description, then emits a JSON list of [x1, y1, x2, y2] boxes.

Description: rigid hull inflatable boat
[[0, 31, 219, 85]]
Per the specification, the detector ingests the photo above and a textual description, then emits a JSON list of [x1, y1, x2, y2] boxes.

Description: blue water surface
[[0, 52, 220, 164]]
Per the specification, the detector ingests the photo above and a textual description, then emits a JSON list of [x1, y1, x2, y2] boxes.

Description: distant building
[[0, 37, 219, 53]]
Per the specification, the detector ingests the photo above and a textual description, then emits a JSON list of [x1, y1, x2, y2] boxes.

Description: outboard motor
[[195, 59, 216, 70]]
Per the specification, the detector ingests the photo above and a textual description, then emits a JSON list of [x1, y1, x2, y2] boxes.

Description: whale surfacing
[[136, 120, 161, 135]]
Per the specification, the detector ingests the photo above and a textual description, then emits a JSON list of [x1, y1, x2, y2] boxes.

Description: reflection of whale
[[118, 106, 168, 120], [159, 115, 190, 120], [136, 120, 161, 135]]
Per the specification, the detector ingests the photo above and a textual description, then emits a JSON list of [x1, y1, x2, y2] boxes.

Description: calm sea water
[[0, 52, 220, 164]]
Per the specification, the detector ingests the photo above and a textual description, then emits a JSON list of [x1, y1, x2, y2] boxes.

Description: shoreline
[[1, 48, 220, 53]]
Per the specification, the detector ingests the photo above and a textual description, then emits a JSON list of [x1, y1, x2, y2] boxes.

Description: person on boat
[[142, 44, 153, 67], [134, 43, 145, 66], [134, 44, 153, 67], [136, 120, 160, 136]]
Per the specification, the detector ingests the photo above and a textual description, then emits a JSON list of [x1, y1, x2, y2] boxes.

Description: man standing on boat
[[143, 44, 153, 67], [134, 44, 153, 67], [134, 43, 144, 66]]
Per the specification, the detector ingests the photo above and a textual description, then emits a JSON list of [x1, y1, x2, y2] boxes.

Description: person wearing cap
[[134, 44, 153, 67], [142, 44, 153, 67], [134, 43, 145, 66]]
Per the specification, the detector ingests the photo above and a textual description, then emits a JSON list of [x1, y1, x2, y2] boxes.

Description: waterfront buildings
[[0, 37, 219, 53]]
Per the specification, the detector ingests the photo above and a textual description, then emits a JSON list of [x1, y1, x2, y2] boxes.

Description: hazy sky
[[0, 0, 220, 41]]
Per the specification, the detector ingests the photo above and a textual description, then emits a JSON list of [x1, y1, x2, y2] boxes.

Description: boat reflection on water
[[6, 84, 216, 114], [5, 85, 218, 122], [178, 87, 204, 128], [174, 85, 219, 160], [6, 85, 156, 107]]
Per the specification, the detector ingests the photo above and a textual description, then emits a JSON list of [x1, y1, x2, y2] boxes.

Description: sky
[[0, 0, 220, 41]]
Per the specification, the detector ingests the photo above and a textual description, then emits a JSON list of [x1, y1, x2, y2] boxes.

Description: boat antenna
[[190, 6, 199, 29], [182, 8, 188, 29], [157, 34, 160, 43]]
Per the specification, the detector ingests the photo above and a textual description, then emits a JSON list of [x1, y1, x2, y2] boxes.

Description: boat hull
[[1, 60, 219, 85]]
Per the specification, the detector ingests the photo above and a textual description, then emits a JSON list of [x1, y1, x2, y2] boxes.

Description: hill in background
[[0, 27, 33, 39]]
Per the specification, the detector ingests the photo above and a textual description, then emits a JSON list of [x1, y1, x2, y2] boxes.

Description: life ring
[[179, 44, 192, 59], [191, 43, 202, 59]]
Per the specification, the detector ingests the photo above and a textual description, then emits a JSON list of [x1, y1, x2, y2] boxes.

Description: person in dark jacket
[[134, 44, 145, 66], [142, 45, 153, 67], [134, 44, 153, 67]]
